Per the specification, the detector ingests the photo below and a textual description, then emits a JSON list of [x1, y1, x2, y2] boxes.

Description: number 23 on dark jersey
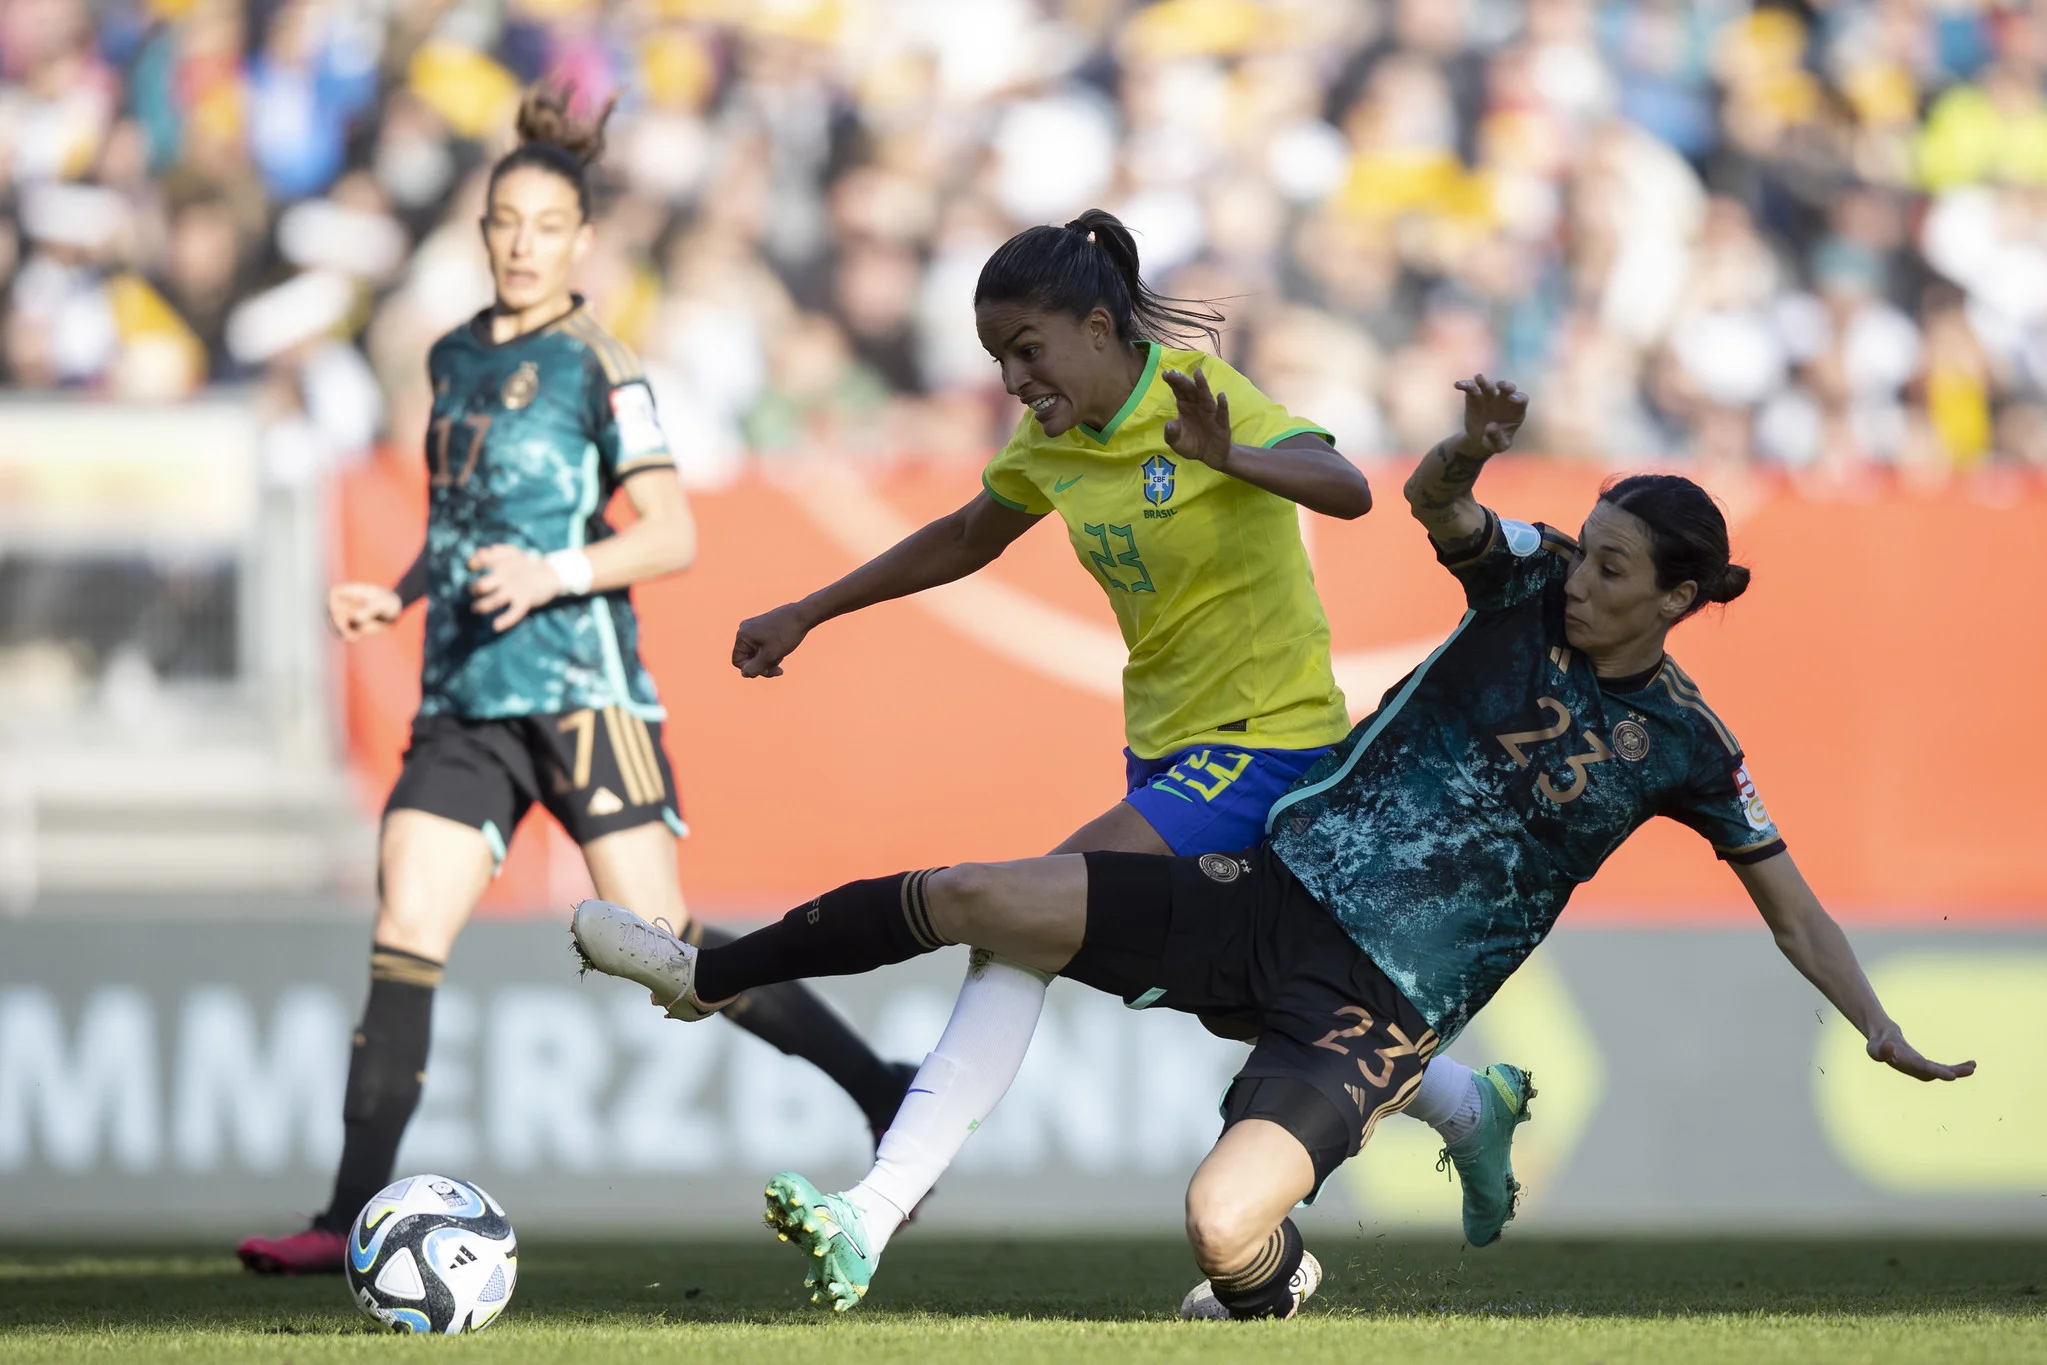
[[1268, 510, 1785, 1041]]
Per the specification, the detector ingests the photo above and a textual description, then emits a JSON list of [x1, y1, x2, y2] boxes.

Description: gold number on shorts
[[1312, 1005, 1373, 1054], [557, 710, 596, 789], [1314, 1006, 1440, 1089]]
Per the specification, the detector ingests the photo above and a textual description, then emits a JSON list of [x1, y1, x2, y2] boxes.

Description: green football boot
[[763, 1171, 879, 1313], [1437, 1064, 1536, 1248]]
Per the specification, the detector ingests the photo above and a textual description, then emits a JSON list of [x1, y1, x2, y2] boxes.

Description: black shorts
[[1065, 847, 1439, 1193], [386, 709, 685, 861]]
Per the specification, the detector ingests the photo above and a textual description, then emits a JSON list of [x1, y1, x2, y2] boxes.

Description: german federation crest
[[1142, 454, 1176, 506], [500, 361, 539, 410], [1612, 719, 1650, 762]]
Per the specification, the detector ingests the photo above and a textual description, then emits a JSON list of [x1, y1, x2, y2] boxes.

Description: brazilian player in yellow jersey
[[730, 212, 1524, 1285], [979, 338, 1350, 762]]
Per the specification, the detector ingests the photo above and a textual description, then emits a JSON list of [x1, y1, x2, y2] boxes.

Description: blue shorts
[[1123, 743, 1334, 856]]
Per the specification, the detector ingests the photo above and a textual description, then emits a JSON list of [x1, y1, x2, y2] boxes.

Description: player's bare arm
[[1403, 373, 1528, 543], [733, 491, 1041, 678], [328, 547, 425, 641], [1160, 367, 1371, 520], [328, 583, 403, 641], [1734, 852, 1974, 1083], [470, 466, 695, 633]]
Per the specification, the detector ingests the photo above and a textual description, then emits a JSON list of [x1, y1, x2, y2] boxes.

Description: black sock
[[1209, 1218, 1305, 1319], [694, 868, 950, 1002], [693, 924, 912, 1137], [315, 946, 442, 1233]]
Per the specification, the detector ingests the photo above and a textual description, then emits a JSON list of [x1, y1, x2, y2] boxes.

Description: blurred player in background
[[576, 374, 1974, 1317], [727, 210, 1530, 1290], [236, 87, 910, 1276]]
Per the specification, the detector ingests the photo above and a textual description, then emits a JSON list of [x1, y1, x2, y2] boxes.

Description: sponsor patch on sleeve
[[609, 382, 668, 460], [1501, 518, 1541, 557], [1733, 762, 1772, 830]]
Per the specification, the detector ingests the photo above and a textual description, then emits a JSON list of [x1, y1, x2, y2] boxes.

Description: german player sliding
[[576, 373, 1974, 1318], [728, 210, 1533, 1269]]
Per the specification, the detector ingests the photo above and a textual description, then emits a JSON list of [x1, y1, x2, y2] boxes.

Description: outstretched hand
[[1454, 373, 1528, 457], [1161, 368, 1233, 470], [1866, 1020, 1976, 1082]]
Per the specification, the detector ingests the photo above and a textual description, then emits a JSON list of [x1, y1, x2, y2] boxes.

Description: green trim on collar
[[1076, 342, 1161, 445]]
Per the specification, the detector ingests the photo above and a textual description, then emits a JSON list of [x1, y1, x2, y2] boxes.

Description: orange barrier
[[334, 453, 2046, 925]]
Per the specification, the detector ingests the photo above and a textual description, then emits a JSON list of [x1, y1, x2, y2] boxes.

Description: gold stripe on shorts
[[1360, 1067, 1428, 1149], [628, 713, 666, 802], [603, 708, 655, 805]]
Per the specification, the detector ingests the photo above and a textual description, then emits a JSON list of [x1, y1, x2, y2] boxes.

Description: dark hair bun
[[1709, 562, 1751, 604], [490, 84, 617, 221], [514, 85, 616, 167]]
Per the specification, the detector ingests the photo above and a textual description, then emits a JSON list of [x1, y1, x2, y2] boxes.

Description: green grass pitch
[[4, 1236, 2045, 1363]]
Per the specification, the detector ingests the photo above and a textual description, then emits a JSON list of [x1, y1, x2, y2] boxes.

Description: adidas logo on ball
[[345, 1174, 517, 1335]]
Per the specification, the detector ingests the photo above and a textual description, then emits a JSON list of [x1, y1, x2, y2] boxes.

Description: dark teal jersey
[[417, 303, 674, 721], [1266, 509, 1784, 1040]]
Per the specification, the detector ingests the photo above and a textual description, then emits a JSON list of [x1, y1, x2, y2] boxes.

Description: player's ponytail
[[974, 208, 1223, 350], [1597, 474, 1750, 618], [488, 84, 617, 221]]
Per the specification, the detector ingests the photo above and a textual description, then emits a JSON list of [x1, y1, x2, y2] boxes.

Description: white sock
[[1402, 1056, 1483, 1145], [841, 953, 1048, 1256]]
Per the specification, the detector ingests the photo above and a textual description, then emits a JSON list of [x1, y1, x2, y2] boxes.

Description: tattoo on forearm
[[1442, 450, 1485, 486], [1409, 445, 1489, 511]]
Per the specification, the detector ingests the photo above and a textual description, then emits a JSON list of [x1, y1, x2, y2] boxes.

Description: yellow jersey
[[982, 342, 1352, 761]]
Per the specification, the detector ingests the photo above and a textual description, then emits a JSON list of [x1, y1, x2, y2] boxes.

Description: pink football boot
[[236, 1226, 346, 1275]]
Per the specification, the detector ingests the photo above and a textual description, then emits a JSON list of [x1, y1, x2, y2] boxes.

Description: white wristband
[[544, 548, 594, 597]]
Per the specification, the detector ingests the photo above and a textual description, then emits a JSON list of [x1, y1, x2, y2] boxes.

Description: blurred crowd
[[5, 0, 2047, 484]]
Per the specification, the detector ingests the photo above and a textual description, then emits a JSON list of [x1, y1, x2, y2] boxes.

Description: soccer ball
[[344, 1174, 517, 1334]]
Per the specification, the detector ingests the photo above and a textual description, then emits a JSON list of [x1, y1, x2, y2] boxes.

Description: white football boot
[[1178, 1250, 1323, 1321], [569, 899, 725, 1020]]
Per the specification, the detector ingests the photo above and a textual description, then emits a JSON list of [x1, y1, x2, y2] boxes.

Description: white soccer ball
[[344, 1174, 517, 1334]]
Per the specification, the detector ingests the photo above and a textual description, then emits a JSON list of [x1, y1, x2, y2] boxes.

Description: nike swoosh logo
[[1053, 475, 1083, 493]]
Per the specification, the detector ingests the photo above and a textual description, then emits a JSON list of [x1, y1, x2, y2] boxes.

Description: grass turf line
[[2, 1237, 2044, 1363]]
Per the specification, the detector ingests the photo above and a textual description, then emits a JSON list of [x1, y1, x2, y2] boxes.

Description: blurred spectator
[[743, 312, 890, 459], [245, 0, 379, 202], [161, 182, 247, 373], [0, 0, 2042, 486]]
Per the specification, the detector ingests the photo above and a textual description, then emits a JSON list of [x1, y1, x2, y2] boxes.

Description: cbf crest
[[1142, 454, 1176, 506]]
